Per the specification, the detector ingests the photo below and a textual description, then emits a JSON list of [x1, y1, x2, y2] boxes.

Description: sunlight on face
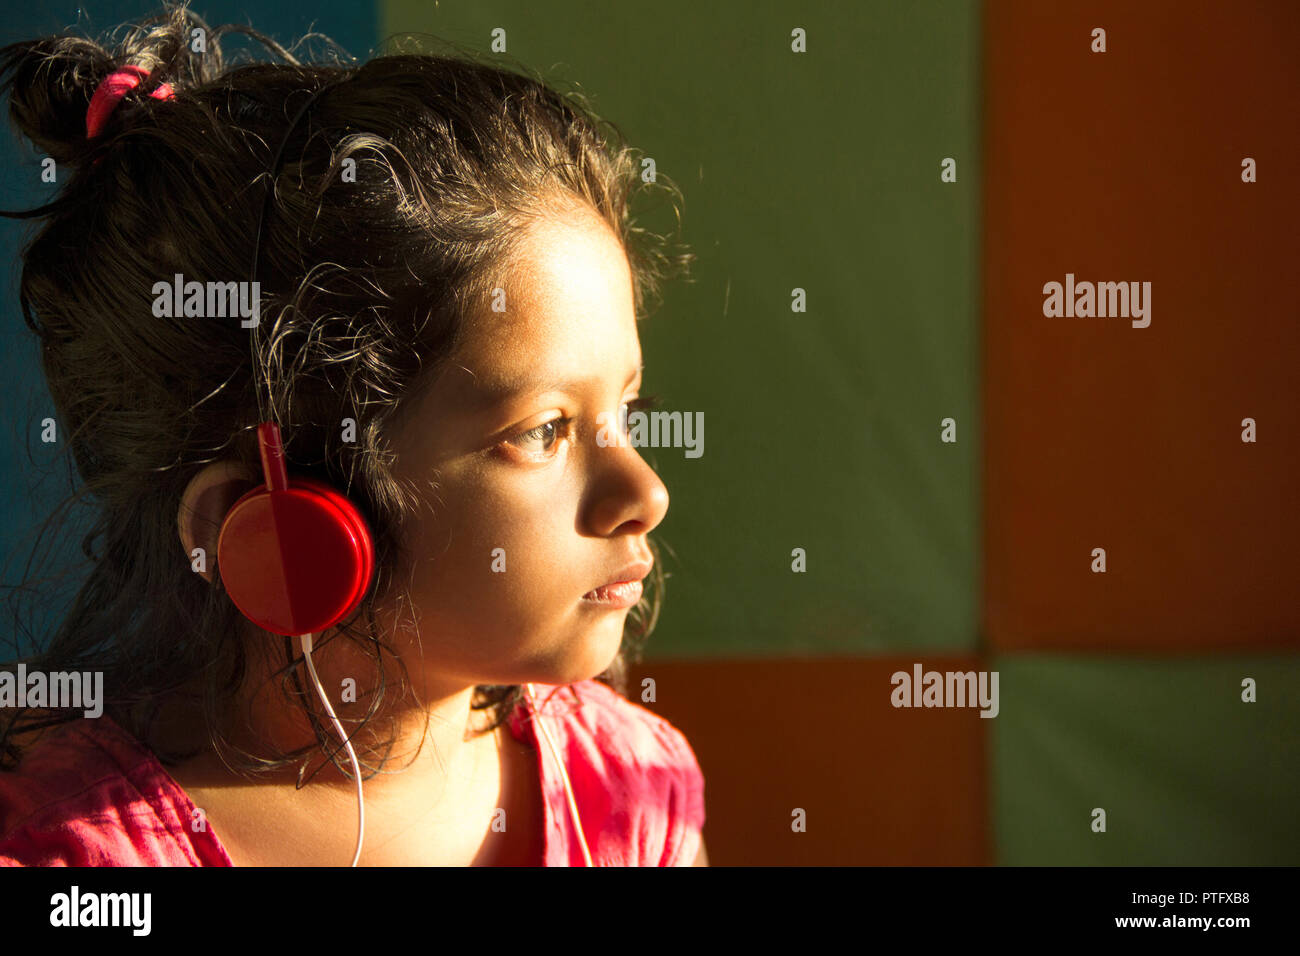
[[381, 201, 670, 690]]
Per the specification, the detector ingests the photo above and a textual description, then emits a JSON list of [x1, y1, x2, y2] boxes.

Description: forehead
[[447, 205, 641, 401]]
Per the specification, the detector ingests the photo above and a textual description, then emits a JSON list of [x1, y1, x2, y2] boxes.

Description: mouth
[[580, 580, 644, 608], [581, 559, 652, 609]]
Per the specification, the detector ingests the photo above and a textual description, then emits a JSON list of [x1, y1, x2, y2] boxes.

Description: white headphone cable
[[525, 682, 594, 866], [291, 649, 585, 869], [299, 631, 365, 867]]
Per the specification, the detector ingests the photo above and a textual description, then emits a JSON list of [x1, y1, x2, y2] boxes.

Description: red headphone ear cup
[[217, 476, 375, 636]]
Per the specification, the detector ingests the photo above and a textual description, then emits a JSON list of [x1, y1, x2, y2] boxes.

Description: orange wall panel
[[627, 657, 991, 865], [982, 0, 1300, 651]]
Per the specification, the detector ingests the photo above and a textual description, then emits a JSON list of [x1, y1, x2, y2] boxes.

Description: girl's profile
[[0, 2, 705, 867]]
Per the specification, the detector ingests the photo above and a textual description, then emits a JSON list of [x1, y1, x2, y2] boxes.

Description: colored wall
[[3, 0, 1295, 865]]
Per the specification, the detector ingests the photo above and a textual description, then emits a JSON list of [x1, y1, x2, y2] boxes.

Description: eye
[[618, 394, 661, 432], [507, 417, 572, 457]]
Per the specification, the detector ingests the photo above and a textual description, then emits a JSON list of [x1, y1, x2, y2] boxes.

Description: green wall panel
[[993, 655, 1300, 865], [381, 0, 982, 657]]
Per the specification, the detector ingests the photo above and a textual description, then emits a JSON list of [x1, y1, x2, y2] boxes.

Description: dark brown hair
[[0, 3, 693, 782]]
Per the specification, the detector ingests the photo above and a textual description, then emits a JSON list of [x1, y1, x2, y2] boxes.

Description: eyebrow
[[463, 363, 644, 406]]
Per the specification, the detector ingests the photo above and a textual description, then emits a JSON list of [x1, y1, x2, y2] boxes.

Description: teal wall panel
[[0, 2, 378, 654]]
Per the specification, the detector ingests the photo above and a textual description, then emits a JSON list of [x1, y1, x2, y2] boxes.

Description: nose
[[581, 439, 670, 538]]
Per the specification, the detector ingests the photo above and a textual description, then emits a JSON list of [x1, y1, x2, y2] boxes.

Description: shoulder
[[559, 679, 704, 780], [0, 716, 220, 867], [527, 679, 706, 866]]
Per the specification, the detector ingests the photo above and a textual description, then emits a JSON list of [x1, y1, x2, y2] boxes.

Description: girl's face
[[379, 203, 669, 692]]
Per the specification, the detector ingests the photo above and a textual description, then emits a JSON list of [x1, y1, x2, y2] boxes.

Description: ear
[[178, 461, 259, 583]]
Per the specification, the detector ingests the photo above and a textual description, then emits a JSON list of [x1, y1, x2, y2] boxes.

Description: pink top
[[0, 679, 705, 867]]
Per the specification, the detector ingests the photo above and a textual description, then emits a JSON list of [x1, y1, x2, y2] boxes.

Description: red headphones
[[216, 421, 375, 637], [215, 81, 376, 638]]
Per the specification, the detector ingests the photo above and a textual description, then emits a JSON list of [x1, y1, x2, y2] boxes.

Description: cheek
[[400, 472, 584, 637], [378, 467, 630, 685]]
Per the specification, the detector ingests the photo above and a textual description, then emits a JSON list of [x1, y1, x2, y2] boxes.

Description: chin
[[532, 613, 628, 687]]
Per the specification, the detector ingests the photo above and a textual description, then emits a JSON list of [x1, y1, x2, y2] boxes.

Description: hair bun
[[0, 5, 200, 168], [0, 36, 116, 165]]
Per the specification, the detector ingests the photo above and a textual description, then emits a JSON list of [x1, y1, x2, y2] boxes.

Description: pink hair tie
[[85, 65, 175, 140]]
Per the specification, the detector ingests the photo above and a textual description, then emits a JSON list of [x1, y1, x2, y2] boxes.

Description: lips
[[582, 559, 652, 605]]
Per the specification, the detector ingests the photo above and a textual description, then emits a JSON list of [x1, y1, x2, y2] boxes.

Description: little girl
[[0, 4, 705, 866]]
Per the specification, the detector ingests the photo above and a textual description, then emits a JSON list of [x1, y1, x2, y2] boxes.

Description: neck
[[156, 627, 505, 815]]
